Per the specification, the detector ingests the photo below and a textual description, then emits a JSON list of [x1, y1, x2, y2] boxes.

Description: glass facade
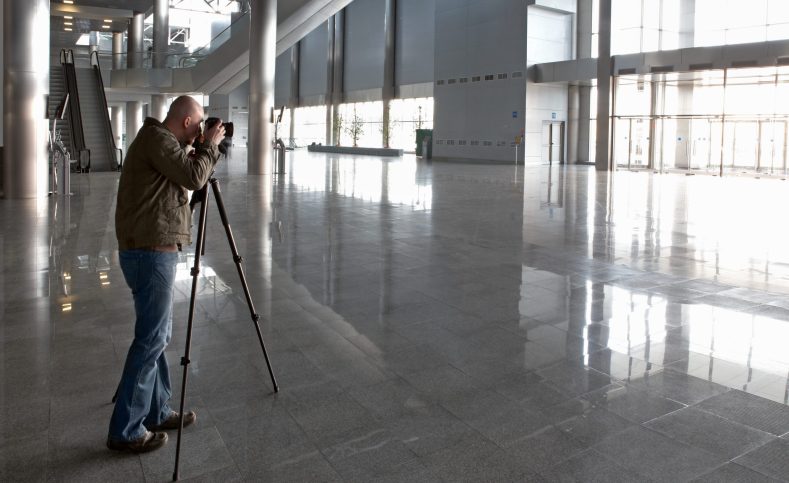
[[612, 67, 789, 175], [591, 0, 789, 57]]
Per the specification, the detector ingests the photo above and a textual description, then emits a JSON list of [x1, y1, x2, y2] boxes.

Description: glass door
[[758, 120, 787, 175]]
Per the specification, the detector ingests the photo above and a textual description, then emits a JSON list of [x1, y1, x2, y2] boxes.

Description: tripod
[[173, 176, 279, 481]]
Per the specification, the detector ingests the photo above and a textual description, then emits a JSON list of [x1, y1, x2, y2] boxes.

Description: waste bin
[[421, 136, 432, 160], [415, 129, 433, 157]]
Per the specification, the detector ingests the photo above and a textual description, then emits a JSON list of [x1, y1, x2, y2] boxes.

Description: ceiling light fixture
[[63, 0, 74, 4], [64, 15, 72, 19], [102, 25, 110, 29], [64, 27, 73, 31], [64, 21, 72, 25]]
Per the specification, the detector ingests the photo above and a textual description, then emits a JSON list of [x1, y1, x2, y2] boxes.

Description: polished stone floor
[[4, 149, 789, 481]]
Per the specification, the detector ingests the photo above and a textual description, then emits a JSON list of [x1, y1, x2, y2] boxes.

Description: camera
[[205, 117, 234, 138]]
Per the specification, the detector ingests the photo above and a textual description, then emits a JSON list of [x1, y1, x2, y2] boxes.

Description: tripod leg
[[173, 184, 210, 481], [208, 178, 279, 392]]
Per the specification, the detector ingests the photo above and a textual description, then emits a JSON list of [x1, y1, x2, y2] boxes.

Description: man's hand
[[204, 120, 226, 147]]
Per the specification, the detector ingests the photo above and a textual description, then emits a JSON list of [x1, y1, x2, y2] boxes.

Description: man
[[108, 96, 225, 453]]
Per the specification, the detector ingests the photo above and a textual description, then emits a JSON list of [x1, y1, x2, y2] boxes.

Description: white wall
[[432, 0, 528, 162], [524, 5, 573, 165]]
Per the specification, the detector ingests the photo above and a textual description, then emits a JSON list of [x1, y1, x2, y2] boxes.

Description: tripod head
[[188, 171, 216, 212]]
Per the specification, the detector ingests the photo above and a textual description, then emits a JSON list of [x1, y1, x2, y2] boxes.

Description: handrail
[[60, 49, 85, 158], [90, 51, 121, 171]]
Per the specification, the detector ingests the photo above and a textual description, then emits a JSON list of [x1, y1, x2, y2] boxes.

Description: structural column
[[125, 101, 142, 152], [127, 11, 144, 68], [151, 95, 168, 121], [595, 0, 612, 171], [111, 105, 123, 153], [673, 0, 696, 169], [248, 0, 277, 174], [573, 0, 593, 164], [112, 31, 123, 70], [330, 12, 344, 146], [89, 31, 99, 55], [382, 0, 396, 148], [3, 0, 50, 198], [153, 0, 169, 68], [290, 43, 299, 144]]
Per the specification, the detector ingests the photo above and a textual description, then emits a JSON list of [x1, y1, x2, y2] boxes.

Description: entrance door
[[758, 120, 787, 174], [541, 121, 564, 164]]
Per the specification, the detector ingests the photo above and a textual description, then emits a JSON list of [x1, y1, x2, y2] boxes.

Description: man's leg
[[109, 250, 178, 443]]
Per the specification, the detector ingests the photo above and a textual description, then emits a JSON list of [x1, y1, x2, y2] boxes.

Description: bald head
[[163, 95, 204, 145]]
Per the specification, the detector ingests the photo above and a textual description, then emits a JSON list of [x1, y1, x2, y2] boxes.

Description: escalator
[[60, 49, 118, 172]]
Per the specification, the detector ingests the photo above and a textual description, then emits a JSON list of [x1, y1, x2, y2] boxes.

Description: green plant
[[345, 107, 364, 147]]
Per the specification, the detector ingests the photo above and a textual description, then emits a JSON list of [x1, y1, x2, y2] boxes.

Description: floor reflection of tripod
[[173, 176, 279, 481]]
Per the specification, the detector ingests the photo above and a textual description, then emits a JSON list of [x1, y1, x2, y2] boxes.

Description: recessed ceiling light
[[104, 19, 112, 22], [63, 0, 74, 4], [64, 27, 72, 31], [64, 21, 72, 25], [102, 25, 110, 29], [64, 15, 72, 19]]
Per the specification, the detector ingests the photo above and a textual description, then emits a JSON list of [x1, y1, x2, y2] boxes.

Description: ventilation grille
[[459, 77, 468, 83], [732, 60, 759, 68], [436, 80, 445, 85], [498, 73, 508, 80], [512, 71, 524, 78], [485, 74, 495, 81], [472, 76, 481, 82], [650, 65, 673, 73]]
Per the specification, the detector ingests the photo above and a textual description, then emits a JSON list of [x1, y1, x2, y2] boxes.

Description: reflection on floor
[[4, 149, 789, 480]]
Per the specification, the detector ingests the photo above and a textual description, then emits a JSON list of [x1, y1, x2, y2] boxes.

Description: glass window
[[338, 101, 383, 148], [293, 105, 326, 147], [389, 97, 434, 152]]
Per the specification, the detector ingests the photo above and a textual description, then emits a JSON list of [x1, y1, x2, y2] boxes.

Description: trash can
[[415, 129, 433, 157], [421, 136, 432, 160]]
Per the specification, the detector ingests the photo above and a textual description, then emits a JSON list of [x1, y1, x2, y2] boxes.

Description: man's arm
[[149, 132, 219, 190]]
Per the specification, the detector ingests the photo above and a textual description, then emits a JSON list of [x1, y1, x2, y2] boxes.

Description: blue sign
[[512, 111, 518, 118], [551, 112, 557, 119]]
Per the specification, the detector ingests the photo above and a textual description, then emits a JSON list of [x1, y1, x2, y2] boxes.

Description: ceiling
[[50, 0, 313, 48]]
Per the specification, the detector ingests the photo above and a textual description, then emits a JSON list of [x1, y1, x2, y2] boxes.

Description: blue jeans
[[109, 249, 178, 442]]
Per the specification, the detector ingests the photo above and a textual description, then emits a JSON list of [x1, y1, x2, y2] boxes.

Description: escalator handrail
[[60, 49, 85, 156], [90, 51, 120, 170]]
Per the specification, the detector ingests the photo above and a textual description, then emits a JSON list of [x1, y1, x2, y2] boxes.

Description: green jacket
[[115, 117, 220, 251]]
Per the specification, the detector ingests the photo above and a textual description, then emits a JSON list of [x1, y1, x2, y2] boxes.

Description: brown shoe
[[148, 410, 197, 431], [107, 431, 168, 453]]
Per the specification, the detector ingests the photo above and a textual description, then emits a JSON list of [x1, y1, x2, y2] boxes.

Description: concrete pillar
[[112, 31, 123, 70], [574, 0, 593, 164], [127, 12, 144, 69], [111, 105, 123, 152], [125, 101, 142, 152], [382, 0, 396, 148], [153, 0, 169, 68], [290, 43, 299, 145], [89, 31, 99, 55], [673, 0, 695, 169], [595, 0, 612, 171], [330, 12, 344, 146], [568, 85, 580, 163], [248, 0, 276, 175], [151, 95, 168, 122], [326, 20, 335, 145], [3, 0, 49, 198]]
